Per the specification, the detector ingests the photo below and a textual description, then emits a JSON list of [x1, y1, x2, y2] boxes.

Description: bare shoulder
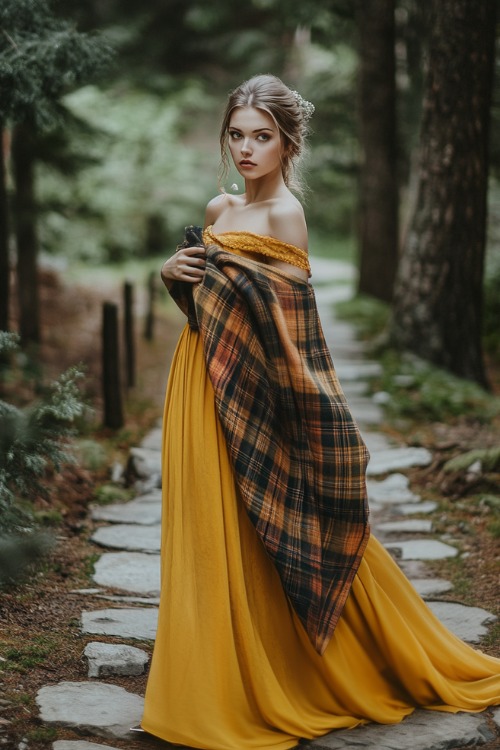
[[204, 192, 243, 228], [204, 193, 227, 228], [268, 198, 308, 251]]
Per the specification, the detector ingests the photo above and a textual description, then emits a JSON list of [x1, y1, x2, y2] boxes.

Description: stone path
[[35, 256, 498, 750]]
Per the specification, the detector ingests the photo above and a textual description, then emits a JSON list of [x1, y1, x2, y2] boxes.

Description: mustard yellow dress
[[142, 231, 500, 750]]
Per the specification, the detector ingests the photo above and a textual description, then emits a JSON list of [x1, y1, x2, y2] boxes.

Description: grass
[[2, 636, 58, 673]]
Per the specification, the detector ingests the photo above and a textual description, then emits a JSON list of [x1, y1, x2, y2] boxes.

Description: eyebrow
[[229, 126, 274, 133]]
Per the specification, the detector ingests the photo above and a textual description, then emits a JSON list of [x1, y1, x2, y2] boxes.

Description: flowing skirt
[[142, 325, 500, 750]]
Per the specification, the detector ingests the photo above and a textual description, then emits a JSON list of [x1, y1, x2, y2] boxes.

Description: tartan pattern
[[171, 242, 370, 654]]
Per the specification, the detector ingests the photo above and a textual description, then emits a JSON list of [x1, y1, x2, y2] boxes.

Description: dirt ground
[[0, 268, 499, 750]]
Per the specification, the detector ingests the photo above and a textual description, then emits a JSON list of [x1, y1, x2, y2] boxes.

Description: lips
[[240, 160, 256, 167]]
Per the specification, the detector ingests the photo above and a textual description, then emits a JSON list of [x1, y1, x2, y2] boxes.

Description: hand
[[161, 246, 206, 288]]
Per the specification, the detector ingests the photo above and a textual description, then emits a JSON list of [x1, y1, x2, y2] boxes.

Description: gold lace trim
[[204, 226, 311, 275]]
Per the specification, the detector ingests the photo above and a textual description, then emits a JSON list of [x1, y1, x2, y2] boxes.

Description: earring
[[231, 183, 239, 192]]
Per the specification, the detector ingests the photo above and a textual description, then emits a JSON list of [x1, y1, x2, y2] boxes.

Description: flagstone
[[37, 682, 143, 739], [92, 552, 160, 594], [84, 641, 149, 677], [427, 601, 497, 643], [91, 500, 161, 525], [308, 709, 492, 749], [409, 578, 454, 597], [367, 447, 432, 475], [81, 607, 158, 640], [384, 539, 458, 560], [91, 524, 160, 553], [395, 501, 439, 515], [367, 473, 421, 504], [376, 519, 433, 534], [53, 742, 116, 750]]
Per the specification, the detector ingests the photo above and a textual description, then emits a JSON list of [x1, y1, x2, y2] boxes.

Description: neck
[[243, 169, 287, 204]]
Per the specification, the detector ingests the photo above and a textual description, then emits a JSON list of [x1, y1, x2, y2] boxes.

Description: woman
[[141, 75, 500, 750]]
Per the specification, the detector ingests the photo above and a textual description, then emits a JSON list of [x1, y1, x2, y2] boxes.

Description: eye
[[229, 130, 242, 140], [257, 133, 270, 142]]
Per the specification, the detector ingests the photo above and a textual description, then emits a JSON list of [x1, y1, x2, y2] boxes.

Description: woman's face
[[227, 106, 285, 182]]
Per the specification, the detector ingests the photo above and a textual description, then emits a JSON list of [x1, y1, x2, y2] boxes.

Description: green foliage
[[375, 351, 500, 423], [0, 0, 113, 128], [335, 294, 391, 339], [443, 448, 500, 474], [0, 334, 84, 535], [2, 634, 57, 672], [0, 531, 54, 587], [93, 483, 133, 505], [38, 80, 217, 263], [76, 438, 109, 471]]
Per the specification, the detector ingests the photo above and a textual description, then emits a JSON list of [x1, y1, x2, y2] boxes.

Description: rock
[[92, 551, 160, 594], [133, 490, 162, 503], [427, 602, 497, 643], [335, 362, 383, 381], [307, 708, 492, 749], [409, 579, 454, 597], [493, 707, 500, 730], [367, 447, 432, 475], [345, 399, 384, 426], [96, 594, 160, 605], [375, 519, 433, 534], [53, 742, 116, 750], [140, 428, 162, 451], [36, 681, 143, 739], [91, 524, 161, 553], [81, 608, 158, 640], [128, 447, 161, 478], [384, 539, 458, 560], [91, 500, 161, 525], [361, 432, 396, 453], [84, 642, 149, 677], [367, 473, 421, 504], [396, 501, 438, 516]]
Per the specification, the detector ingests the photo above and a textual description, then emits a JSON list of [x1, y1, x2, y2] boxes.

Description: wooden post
[[123, 281, 135, 388], [102, 301, 124, 429], [143, 270, 156, 342]]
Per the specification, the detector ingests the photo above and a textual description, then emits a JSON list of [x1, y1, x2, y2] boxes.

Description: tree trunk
[[356, 0, 399, 303], [389, 0, 497, 387], [12, 123, 40, 344], [0, 128, 10, 332]]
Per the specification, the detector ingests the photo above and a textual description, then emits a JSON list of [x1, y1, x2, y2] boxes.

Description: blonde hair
[[218, 74, 312, 197]]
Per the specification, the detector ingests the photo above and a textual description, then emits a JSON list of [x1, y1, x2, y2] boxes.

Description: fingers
[[161, 246, 207, 285], [182, 245, 206, 256]]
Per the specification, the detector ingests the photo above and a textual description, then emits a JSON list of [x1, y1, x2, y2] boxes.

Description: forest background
[[0, 0, 499, 560], [1, 1, 500, 747]]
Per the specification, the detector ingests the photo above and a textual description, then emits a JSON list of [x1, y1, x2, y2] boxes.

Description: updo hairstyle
[[218, 74, 312, 196]]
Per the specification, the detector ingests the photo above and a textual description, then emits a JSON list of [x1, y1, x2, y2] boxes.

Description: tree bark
[[356, 0, 399, 303], [390, 0, 497, 387], [12, 123, 40, 344], [0, 128, 10, 332]]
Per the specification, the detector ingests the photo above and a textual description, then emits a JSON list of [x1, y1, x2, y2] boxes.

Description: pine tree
[[0, 0, 113, 341]]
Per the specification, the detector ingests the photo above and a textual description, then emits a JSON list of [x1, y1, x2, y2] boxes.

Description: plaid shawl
[[170, 243, 370, 654]]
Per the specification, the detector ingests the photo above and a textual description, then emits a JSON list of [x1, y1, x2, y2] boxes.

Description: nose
[[241, 138, 252, 155]]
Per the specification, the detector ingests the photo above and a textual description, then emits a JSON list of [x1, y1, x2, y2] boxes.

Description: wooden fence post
[[102, 301, 124, 429], [143, 270, 156, 342], [123, 281, 135, 389]]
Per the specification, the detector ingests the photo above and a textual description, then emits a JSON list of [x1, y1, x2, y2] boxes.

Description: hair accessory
[[231, 183, 239, 192], [291, 90, 315, 121]]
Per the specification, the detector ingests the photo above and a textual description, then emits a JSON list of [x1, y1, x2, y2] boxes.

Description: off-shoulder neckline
[[205, 225, 308, 255]]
